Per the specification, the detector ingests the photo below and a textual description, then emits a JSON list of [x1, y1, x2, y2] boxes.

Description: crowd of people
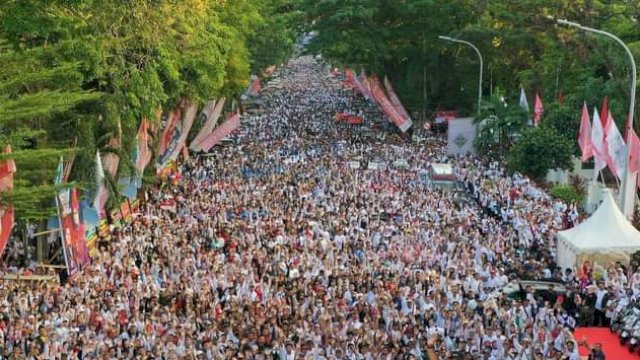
[[0, 56, 630, 359]]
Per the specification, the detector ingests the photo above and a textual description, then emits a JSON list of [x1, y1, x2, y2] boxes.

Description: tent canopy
[[556, 189, 640, 270]]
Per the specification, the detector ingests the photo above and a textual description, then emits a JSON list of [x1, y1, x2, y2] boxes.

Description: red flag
[[629, 128, 640, 174], [0, 146, 16, 258], [578, 102, 593, 162], [533, 93, 544, 126], [600, 96, 609, 127]]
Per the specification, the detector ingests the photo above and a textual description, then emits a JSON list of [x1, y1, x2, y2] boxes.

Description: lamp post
[[558, 19, 637, 219], [439, 36, 483, 116]]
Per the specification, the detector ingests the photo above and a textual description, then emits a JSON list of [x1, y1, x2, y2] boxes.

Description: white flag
[[519, 87, 529, 112], [604, 110, 627, 179], [93, 150, 106, 212], [591, 108, 606, 174]]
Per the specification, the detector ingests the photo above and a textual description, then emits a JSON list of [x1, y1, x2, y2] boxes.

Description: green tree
[[474, 94, 529, 161], [0, 0, 302, 221], [507, 126, 573, 182]]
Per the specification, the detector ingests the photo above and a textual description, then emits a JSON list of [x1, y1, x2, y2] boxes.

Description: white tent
[[556, 189, 640, 271]]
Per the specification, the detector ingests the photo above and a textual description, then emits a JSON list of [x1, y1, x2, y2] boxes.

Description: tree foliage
[[0, 0, 300, 220], [507, 126, 574, 182]]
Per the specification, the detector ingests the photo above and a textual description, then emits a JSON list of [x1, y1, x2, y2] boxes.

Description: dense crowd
[[0, 56, 629, 360]]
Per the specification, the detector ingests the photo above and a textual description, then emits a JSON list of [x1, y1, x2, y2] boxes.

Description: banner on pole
[[198, 114, 241, 152], [0, 146, 16, 259]]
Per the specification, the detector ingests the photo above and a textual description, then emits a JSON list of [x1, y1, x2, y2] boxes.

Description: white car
[[492, 280, 566, 301]]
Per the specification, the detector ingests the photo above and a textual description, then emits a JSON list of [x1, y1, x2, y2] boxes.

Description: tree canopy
[[300, 0, 640, 178], [0, 0, 301, 220]]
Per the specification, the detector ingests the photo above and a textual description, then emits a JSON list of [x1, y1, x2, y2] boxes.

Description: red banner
[[0, 146, 15, 258], [190, 98, 226, 152], [370, 75, 412, 132], [59, 188, 90, 277], [198, 114, 241, 152]]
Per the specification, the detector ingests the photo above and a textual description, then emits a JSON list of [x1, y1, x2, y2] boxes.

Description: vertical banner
[[157, 104, 183, 160], [370, 76, 412, 132], [94, 134, 121, 218], [198, 114, 241, 152], [59, 189, 90, 276], [165, 102, 198, 162], [55, 159, 90, 276], [0, 146, 16, 258], [191, 98, 226, 151], [135, 118, 152, 177]]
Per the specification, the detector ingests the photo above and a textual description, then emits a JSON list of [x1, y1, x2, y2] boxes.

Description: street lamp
[[558, 19, 637, 219], [439, 35, 483, 116]]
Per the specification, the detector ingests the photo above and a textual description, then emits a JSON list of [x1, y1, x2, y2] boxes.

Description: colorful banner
[[191, 98, 226, 151], [165, 102, 198, 162], [198, 114, 241, 152], [94, 134, 121, 218], [157, 104, 184, 167], [56, 158, 90, 277], [334, 112, 364, 125], [80, 200, 100, 257], [0, 146, 16, 259], [370, 75, 412, 132], [157, 105, 182, 160]]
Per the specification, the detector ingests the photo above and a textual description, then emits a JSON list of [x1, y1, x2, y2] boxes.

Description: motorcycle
[[629, 324, 640, 352], [611, 300, 633, 333], [620, 308, 640, 345]]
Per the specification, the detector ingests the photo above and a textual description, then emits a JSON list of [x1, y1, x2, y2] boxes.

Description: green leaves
[[507, 126, 574, 181], [0, 0, 297, 220]]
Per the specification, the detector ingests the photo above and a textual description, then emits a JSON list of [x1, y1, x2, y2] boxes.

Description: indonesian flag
[[591, 108, 607, 174], [604, 111, 627, 179], [0, 145, 16, 258], [578, 102, 593, 162], [533, 92, 544, 126]]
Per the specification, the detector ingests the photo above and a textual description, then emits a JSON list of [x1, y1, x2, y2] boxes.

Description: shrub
[[549, 184, 583, 204]]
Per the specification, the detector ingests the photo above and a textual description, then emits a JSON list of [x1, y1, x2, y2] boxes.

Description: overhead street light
[[558, 19, 637, 219], [439, 35, 483, 116]]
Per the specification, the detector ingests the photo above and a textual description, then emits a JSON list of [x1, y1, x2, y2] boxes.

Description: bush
[[507, 126, 573, 182], [549, 185, 583, 204]]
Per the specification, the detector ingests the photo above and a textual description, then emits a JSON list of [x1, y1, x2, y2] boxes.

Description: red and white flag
[[600, 96, 609, 127], [604, 111, 627, 179], [0, 145, 16, 258], [591, 108, 607, 174], [533, 92, 544, 126], [578, 102, 593, 162]]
